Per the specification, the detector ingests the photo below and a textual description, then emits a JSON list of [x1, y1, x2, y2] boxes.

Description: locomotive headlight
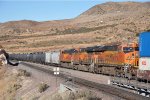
[[135, 53, 139, 58]]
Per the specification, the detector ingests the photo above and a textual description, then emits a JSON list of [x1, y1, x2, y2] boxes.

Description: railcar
[[94, 43, 139, 77], [60, 49, 77, 68], [45, 51, 60, 66], [137, 31, 150, 81], [73, 48, 91, 71]]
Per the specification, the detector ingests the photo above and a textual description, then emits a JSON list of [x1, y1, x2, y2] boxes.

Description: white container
[[45, 51, 60, 64], [139, 57, 150, 70], [45, 52, 51, 63], [51, 51, 60, 64]]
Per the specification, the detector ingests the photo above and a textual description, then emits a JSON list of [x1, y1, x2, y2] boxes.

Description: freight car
[[137, 31, 150, 81], [45, 51, 60, 66], [10, 51, 61, 66]]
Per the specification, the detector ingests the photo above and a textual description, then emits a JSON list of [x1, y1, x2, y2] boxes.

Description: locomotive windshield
[[123, 47, 139, 53], [123, 47, 134, 53], [135, 47, 139, 51]]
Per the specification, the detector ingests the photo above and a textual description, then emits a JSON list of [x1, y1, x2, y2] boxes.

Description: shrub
[[17, 69, 31, 77], [7, 83, 22, 93], [136, 33, 139, 37], [38, 83, 49, 93]]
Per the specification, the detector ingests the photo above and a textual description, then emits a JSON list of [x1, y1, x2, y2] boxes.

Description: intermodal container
[[45, 52, 51, 63], [51, 51, 60, 64], [139, 57, 150, 70], [139, 31, 150, 57], [45, 51, 60, 64]]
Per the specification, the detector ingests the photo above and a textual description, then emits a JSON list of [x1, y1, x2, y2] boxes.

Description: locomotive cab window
[[135, 47, 139, 51], [123, 47, 134, 53]]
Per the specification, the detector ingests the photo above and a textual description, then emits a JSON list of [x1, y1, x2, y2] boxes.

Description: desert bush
[[55, 24, 117, 35], [62, 90, 101, 100], [48, 88, 101, 100], [51, 94, 63, 100], [62, 91, 75, 100], [38, 83, 49, 93], [31, 96, 40, 100], [136, 33, 139, 37], [73, 90, 102, 100], [7, 83, 22, 93], [145, 29, 150, 32], [17, 69, 31, 77]]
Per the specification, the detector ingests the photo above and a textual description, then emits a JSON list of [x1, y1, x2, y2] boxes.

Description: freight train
[[9, 31, 150, 81], [10, 42, 139, 79]]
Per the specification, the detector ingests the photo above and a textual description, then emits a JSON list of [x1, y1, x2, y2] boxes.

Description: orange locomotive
[[60, 49, 78, 68], [60, 42, 139, 77], [92, 43, 139, 77]]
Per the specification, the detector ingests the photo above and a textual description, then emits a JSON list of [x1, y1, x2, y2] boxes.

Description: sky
[[0, 0, 149, 23]]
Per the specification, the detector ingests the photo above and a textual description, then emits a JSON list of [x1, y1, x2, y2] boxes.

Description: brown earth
[[0, 2, 150, 53], [0, 66, 22, 100]]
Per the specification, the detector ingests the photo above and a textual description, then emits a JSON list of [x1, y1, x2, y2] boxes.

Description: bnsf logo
[[142, 60, 146, 65]]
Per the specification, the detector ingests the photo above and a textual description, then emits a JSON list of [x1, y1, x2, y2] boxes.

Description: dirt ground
[[0, 63, 125, 100], [0, 65, 22, 100], [0, 66, 101, 100]]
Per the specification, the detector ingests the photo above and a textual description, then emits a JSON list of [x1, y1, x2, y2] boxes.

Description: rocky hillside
[[0, 2, 150, 53]]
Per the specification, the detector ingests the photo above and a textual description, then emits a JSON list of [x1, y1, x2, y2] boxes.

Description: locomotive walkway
[[18, 61, 149, 100]]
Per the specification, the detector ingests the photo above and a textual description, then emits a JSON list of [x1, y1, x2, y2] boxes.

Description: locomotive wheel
[[89, 63, 95, 73], [101, 66, 116, 76], [125, 73, 132, 80], [94, 65, 98, 73], [73, 65, 78, 70]]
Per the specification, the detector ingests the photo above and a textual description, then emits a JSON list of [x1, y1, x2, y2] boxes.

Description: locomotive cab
[[122, 43, 139, 69]]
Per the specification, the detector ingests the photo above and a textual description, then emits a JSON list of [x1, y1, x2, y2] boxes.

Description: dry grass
[[0, 66, 6, 78], [50, 90, 101, 100], [0, 68, 25, 100], [7, 83, 22, 93]]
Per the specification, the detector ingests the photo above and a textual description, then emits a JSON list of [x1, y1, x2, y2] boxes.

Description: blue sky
[[0, 0, 149, 23]]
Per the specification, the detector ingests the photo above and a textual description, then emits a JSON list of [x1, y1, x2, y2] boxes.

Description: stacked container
[[139, 31, 150, 70], [138, 31, 150, 80]]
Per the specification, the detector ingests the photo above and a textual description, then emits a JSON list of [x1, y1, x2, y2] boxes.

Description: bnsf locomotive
[[10, 42, 139, 78], [60, 42, 139, 77]]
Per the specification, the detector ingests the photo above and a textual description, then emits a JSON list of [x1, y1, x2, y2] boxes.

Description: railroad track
[[21, 62, 149, 100]]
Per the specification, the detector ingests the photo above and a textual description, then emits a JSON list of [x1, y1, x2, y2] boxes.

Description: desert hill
[[0, 2, 150, 53]]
